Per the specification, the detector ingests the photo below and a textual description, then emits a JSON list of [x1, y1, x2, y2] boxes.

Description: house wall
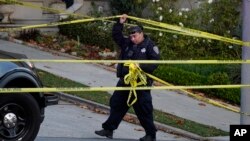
[[11, 0, 44, 20], [5, 0, 110, 23]]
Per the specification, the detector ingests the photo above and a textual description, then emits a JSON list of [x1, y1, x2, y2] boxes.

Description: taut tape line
[[1, 59, 250, 64], [0, 0, 249, 46], [126, 15, 250, 46], [1, 85, 250, 93]]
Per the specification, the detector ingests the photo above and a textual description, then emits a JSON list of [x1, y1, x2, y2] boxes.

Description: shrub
[[154, 66, 240, 104], [204, 72, 240, 104], [149, 0, 242, 60], [110, 0, 150, 17], [17, 29, 41, 42], [59, 18, 117, 51], [153, 65, 207, 85]]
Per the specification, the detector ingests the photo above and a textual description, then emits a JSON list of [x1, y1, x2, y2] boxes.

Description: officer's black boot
[[95, 129, 113, 139], [139, 135, 156, 141]]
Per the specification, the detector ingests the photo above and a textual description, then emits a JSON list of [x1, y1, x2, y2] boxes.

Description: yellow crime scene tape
[[0, 0, 192, 37], [0, 1, 248, 115], [124, 63, 147, 107], [127, 15, 250, 46], [0, 59, 246, 115], [1, 0, 249, 46], [0, 82, 248, 115], [145, 73, 242, 114], [2, 59, 250, 64], [0, 16, 119, 32], [1, 85, 250, 93]]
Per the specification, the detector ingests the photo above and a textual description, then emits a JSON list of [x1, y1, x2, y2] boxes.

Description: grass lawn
[[38, 69, 229, 137]]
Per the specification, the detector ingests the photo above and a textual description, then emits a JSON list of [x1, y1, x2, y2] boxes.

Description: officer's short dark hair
[[129, 25, 143, 34]]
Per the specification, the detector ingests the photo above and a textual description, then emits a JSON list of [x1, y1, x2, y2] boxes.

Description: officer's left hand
[[120, 14, 128, 24]]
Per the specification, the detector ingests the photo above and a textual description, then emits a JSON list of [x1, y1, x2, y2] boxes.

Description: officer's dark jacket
[[112, 22, 160, 78]]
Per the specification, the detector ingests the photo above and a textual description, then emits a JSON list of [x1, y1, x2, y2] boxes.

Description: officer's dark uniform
[[102, 22, 160, 139]]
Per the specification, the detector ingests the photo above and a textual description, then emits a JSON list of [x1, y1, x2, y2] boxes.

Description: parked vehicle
[[0, 50, 59, 141]]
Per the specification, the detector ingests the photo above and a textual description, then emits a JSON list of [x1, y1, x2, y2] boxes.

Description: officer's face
[[129, 32, 144, 45]]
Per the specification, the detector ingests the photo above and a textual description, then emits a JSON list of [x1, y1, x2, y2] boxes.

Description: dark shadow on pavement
[[36, 137, 137, 141], [36, 137, 170, 141]]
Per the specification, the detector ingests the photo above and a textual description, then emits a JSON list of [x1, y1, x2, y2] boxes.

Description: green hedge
[[154, 65, 207, 85], [154, 66, 240, 104], [204, 72, 240, 104], [59, 20, 116, 50]]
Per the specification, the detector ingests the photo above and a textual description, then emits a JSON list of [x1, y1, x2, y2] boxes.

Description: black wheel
[[0, 94, 41, 141]]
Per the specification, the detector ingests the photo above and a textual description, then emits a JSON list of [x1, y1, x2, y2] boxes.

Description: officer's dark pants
[[102, 79, 157, 138]]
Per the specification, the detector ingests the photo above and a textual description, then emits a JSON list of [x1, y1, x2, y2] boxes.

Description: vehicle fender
[[0, 69, 43, 98]]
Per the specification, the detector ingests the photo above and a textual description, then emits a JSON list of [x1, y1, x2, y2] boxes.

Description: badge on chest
[[141, 48, 146, 53]]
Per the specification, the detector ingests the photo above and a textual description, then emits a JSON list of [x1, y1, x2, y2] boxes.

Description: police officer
[[95, 14, 160, 141]]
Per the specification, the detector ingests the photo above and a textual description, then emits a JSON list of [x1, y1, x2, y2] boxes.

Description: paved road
[[36, 101, 189, 141]]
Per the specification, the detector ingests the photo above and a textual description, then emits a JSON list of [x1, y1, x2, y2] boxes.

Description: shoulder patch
[[153, 46, 159, 54]]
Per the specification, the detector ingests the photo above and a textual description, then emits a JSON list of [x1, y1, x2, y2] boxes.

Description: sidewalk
[[37, 101, 188, 141], [0, 39, 240, 137]]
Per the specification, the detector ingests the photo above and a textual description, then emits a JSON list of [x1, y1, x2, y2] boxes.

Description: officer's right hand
[[120, 14, 128, 24]]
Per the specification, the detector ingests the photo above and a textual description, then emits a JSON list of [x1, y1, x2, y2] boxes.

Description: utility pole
[[241, 0, 250, 124]]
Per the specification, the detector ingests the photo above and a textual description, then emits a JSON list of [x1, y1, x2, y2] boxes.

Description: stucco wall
[[11, 1, 44, 20], [4, 0, 110, 22]]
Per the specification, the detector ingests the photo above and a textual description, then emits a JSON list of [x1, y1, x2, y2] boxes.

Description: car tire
[[0, 93, 41, 141]]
